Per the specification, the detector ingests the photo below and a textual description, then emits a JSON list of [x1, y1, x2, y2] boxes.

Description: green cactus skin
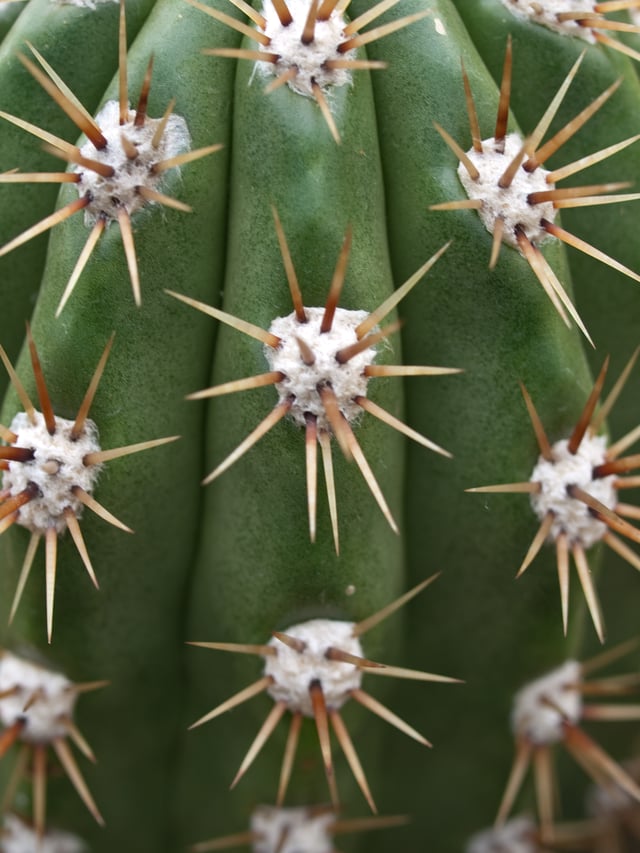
[[453, 4, 640, 826], [341, 2, 600, 847], [0, 1, 26, 43], [0, 0, 237, 848], [450, 4, 640, 821], [1, 0, 640, 850], [173, 31, 414, 841]]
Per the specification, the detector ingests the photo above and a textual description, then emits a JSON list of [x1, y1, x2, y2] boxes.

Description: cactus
[[1, 0, 640, 850]]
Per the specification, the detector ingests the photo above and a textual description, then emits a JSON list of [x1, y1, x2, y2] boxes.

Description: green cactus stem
[[1, 1, 640, 850]]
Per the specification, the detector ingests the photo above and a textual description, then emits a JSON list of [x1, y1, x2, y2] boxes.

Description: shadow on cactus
[[0, 1, 221, 311]]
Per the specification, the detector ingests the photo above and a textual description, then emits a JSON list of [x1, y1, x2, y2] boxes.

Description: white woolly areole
[[1, 814, 86, 853], [77, 99, 191, 226], [0, 653, 77, 743], [265, 307, 374, 431], [466, 816, 537, 853], [264, 618, 363, 716], [257, 0, 355, 96], [529, 434, 616, 548], [458, 133, 556, 249], [512, 660, 582, 745], [52, 0, 115, 8], [3, 411, 101, 535], [499, 0, 597, 42], [250, 805, 333, 853]]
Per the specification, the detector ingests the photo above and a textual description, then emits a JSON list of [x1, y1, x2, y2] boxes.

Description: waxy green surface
[[2, 0, 640, 849]]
